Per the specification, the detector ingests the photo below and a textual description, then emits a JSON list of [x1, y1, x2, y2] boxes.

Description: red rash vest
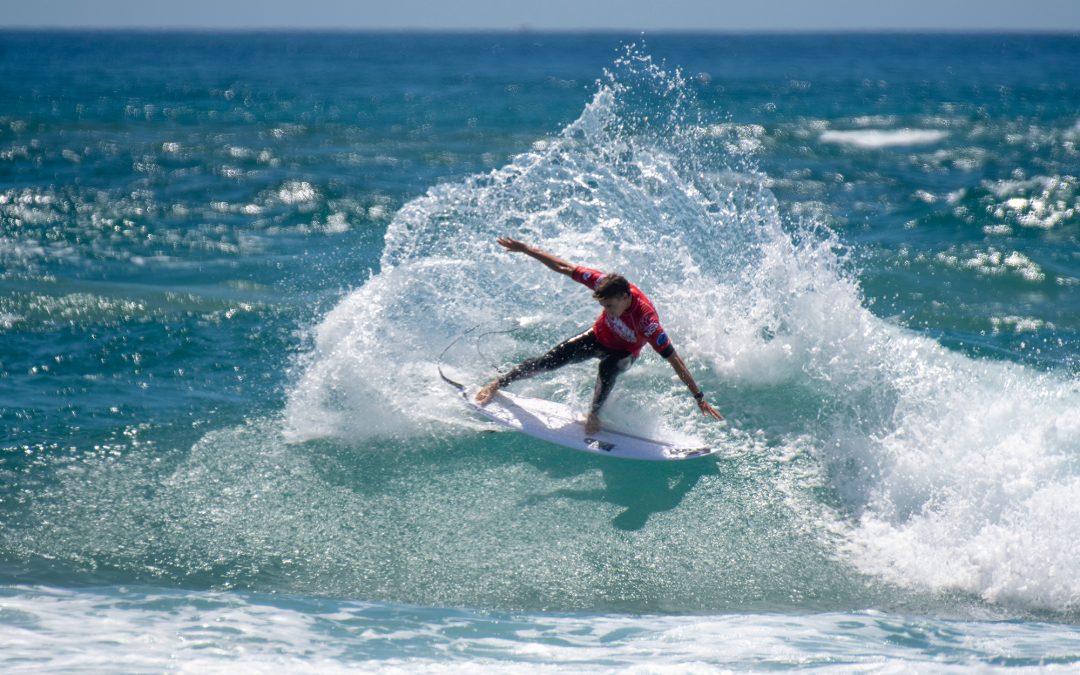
[[572, 266, 675, 359]]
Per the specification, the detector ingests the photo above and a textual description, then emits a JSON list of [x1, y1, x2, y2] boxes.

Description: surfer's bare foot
[[475, 380, 499, 405], [585, 412, 601, 435]]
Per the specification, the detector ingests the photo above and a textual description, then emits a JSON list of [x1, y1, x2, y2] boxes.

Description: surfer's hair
[[592, 273, 631, 300]]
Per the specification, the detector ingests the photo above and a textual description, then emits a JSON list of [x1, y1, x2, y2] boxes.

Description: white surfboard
[[459, 388, 715, 461]]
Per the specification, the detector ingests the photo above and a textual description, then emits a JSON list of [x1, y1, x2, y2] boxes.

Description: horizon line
[[3, 26, 1080, 35]]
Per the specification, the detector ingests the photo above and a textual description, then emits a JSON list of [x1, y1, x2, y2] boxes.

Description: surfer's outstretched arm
[[496, 238, 575, 277], [665, 350, 724, 421]]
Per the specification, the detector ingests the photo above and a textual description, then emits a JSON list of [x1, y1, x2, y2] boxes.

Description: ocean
[[2, 30, 1079, 672]]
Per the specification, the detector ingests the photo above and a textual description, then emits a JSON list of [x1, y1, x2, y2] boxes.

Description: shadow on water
[[306, 426, 723, 533], [520, 451, 721, 531]]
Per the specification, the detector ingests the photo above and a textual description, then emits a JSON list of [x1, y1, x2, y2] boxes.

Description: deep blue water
[[2, 31, 1080, 671]]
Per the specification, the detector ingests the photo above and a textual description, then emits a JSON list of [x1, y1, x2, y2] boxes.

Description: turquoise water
[[2, 31, 1080, 671]]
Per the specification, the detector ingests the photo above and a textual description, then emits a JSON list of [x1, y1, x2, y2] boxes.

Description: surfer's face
[[598, 292, 632, 317]]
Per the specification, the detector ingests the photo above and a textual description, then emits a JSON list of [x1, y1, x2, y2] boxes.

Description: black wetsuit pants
[[496, 329, 635, 414]]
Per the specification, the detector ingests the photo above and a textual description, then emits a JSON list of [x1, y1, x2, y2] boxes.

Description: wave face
[[279, 49, 1080, 616]]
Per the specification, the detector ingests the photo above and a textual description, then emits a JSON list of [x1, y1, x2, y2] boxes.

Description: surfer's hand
[[496, 237, 528, 253], [699, 399, 724, 422], [475, 380, 500, 405]]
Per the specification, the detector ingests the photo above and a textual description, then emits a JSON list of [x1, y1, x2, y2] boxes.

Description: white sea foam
[[278, 180, 318, 205], [2, 586, 1079, 672], [839, 347, 1080, 610], [0, 312, 23, 330], [820, 129, 948, 149], [986, 174, 1077, 230], [990, 315, 1055, 334], [748, 240, 1080, 611], [934, 247, 1047, 282]]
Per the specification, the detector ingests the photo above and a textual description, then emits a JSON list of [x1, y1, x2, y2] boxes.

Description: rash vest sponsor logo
[[605, 313, 638, 343]]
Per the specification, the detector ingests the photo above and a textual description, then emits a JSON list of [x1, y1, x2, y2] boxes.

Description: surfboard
[[436, 327, 715, 461], [457, 388, 715, 461]]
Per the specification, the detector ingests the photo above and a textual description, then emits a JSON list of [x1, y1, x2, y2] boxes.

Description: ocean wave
[[934, 247, 1047, 283], [278, 47, 1080, 615], [820, 128, 948, 149], [3, 585, 1079, 672]]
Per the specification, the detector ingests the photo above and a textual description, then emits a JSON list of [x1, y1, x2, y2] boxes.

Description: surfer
[[476, 238, 723, 434]]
